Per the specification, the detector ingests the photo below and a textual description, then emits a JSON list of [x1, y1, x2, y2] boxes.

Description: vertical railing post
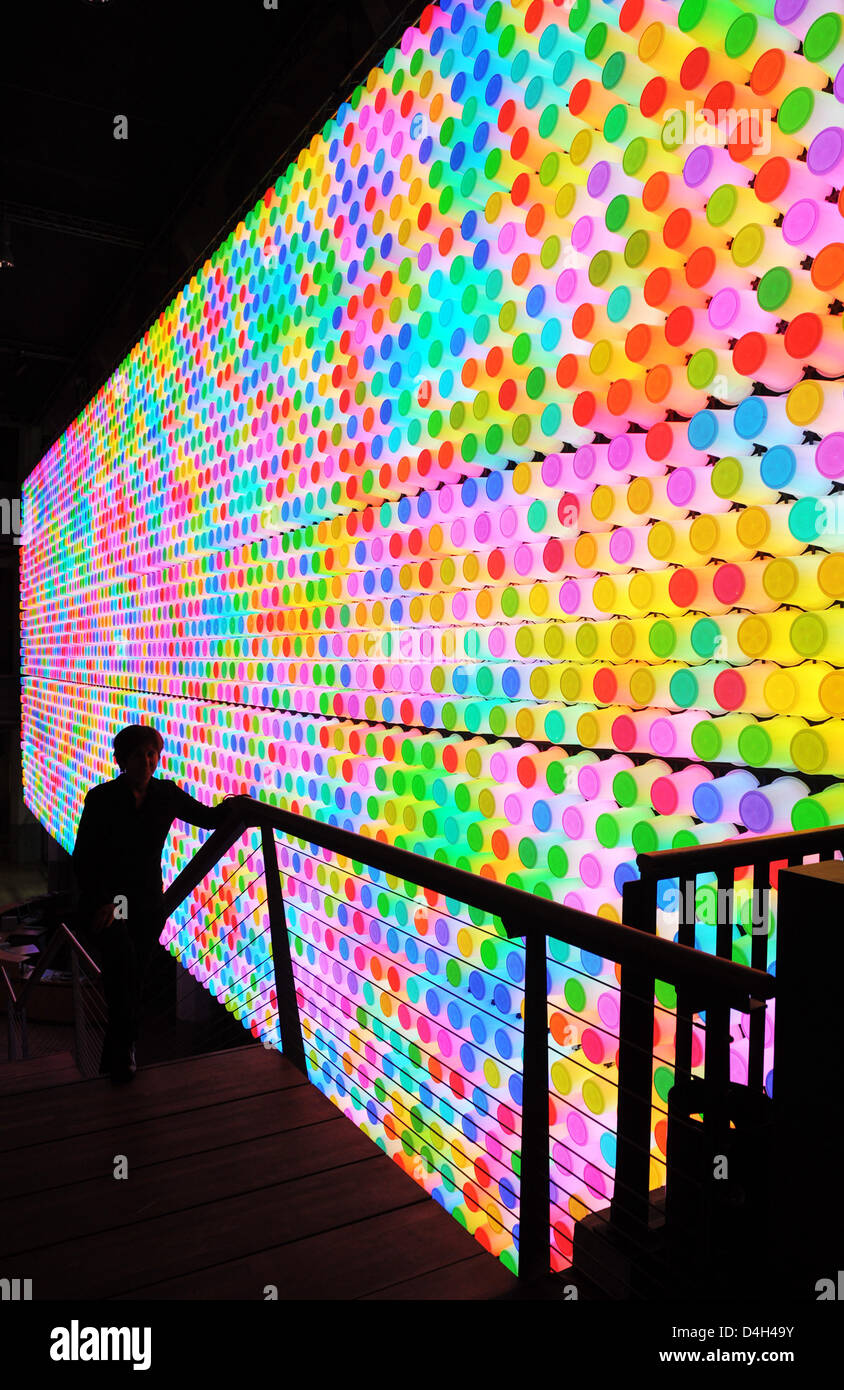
[[611, 876, 656, 1239], [516, 924, 550, 1283], [261, 824, 307, 1074], [71, 949, 84, 1075]]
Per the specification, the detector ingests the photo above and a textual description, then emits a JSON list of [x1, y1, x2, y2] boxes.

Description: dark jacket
[[72, 774, 227, 925]]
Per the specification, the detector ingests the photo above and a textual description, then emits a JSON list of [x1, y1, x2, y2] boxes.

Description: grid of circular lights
[[21, 0, 844, 1271]]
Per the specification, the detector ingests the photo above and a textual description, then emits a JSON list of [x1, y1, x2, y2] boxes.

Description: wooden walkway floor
[[0, 1045, 519, 1300]]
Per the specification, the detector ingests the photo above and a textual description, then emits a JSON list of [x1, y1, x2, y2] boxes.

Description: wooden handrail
[[636, 822, 844, 879], [162, 801, 775, 1010]]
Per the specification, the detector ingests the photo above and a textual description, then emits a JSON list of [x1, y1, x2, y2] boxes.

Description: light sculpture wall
[[21, 0, 844, 1273]]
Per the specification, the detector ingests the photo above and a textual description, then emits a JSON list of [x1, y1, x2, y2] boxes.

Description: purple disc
[[556, 268, 577, 303], [607, 435, 633, 470], [739, 790, 772, 833], [708, 286, 740, 332], [807, 127, 844, 176], [666, 467, 696, 507], [571, 216, 593, 252], [573, 444, 596, 478], [587, 161, 611, 198], [835, 64, 844, 105], [558, 579, 580, 613], [781, 199, 818, 247], [683, 146, 713, 190], [774, 0, 807, 21], [816, 432, 844, 480]]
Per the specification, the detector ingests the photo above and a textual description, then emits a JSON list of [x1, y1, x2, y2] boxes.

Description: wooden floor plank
[[0, 1045, 299, 1149], [114, 1202, 517, 1301], [0, 1117, 377, 1257], [358, 1252, 517, 1300], [0, 1052, 81, 1096], [1, 1043, 519, 1301], [14, 1157, 430, 1298], [2, 1085, 328, 1196]]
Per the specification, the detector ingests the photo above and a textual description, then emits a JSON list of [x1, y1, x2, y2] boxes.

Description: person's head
[[113, 725, 163, 788]]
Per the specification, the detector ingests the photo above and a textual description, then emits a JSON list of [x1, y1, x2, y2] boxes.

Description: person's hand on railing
[[217, 793, 255, 822], [91, 902, 117, 934]]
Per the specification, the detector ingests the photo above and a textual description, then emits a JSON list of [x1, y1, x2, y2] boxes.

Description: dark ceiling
[[0, 0, 416, 488]]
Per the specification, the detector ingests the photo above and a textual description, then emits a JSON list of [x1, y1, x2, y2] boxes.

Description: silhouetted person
[[72, 724, 249, 1083]]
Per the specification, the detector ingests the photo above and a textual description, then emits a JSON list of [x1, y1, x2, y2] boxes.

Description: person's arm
[[169, 783, 252, 831]]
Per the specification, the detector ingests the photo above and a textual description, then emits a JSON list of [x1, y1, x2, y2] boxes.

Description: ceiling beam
[[4, 201, 144, 250]]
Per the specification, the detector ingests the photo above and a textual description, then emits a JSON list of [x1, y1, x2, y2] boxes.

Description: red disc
[[668, 568, 698, 608], [713, 563, 745, 605], [784, 312, 822, 361], [732, 332, 766, 377], [680, 46, 710, 91], [714, 670, 746, 711]]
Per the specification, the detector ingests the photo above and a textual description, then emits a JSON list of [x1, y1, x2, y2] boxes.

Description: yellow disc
[[560, 666, 582, 700], [463, 552, 480, 582], [611, 621, 635, 657], [731, 223, 764, 268], [627, 476, 653, 514], [591, 485, 615, 521], [818, 552, 844, 598], [791, 729, 827, 774], [575, 533, 598, 568], [483, 1058, 501, 1090], [478, 787, 496, 818], [590, 339, 613, 376], [628, 571, 654, 610], [439, 557, 454, 585], [820, 670, 844, 716], [787, 380, 824, 426], [598, 902, 620, 922], [690, 513, 718, 555], [555, 182, 577, 219], [763, 557, 798, 601], [465, 749, 481, 777], [764, 670, 797, 712], [630, 667, 655, 705], [638, 21, 664, 63], [530, 667, 549, 698], [593, 575, 617, 612], [648, 521, 673, 560], [577, 712, 601, 745], [551, 1060, 571, 1095], [570, 128, 593, 167], [485, 190, 503, 225], [512, 461, 533, 494], [737, 614, 771, 657], [544, 624, 565, 657], [515, 625, 534, 656], [456, 928, 473, 958], [431, 592, 445, 621], [582, 1078, 606, 1114], [529, 581, 549, 615], [515, 708, 535, 739], [736, 506, 769, 548]]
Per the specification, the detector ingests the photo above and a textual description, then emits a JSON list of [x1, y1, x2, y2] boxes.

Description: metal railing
[[1, 919, 104, 1066], [159, 800, 783, 1286]]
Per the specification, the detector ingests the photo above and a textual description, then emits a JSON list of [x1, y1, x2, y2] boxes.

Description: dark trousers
[[82, 907, 165, 1071]]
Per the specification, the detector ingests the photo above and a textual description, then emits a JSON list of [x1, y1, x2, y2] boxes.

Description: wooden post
[[261, 825, 307, 1075], [773, 862, 844, 1293], [611, 877, 656, 1239], [517, 925, 550, 1282]]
